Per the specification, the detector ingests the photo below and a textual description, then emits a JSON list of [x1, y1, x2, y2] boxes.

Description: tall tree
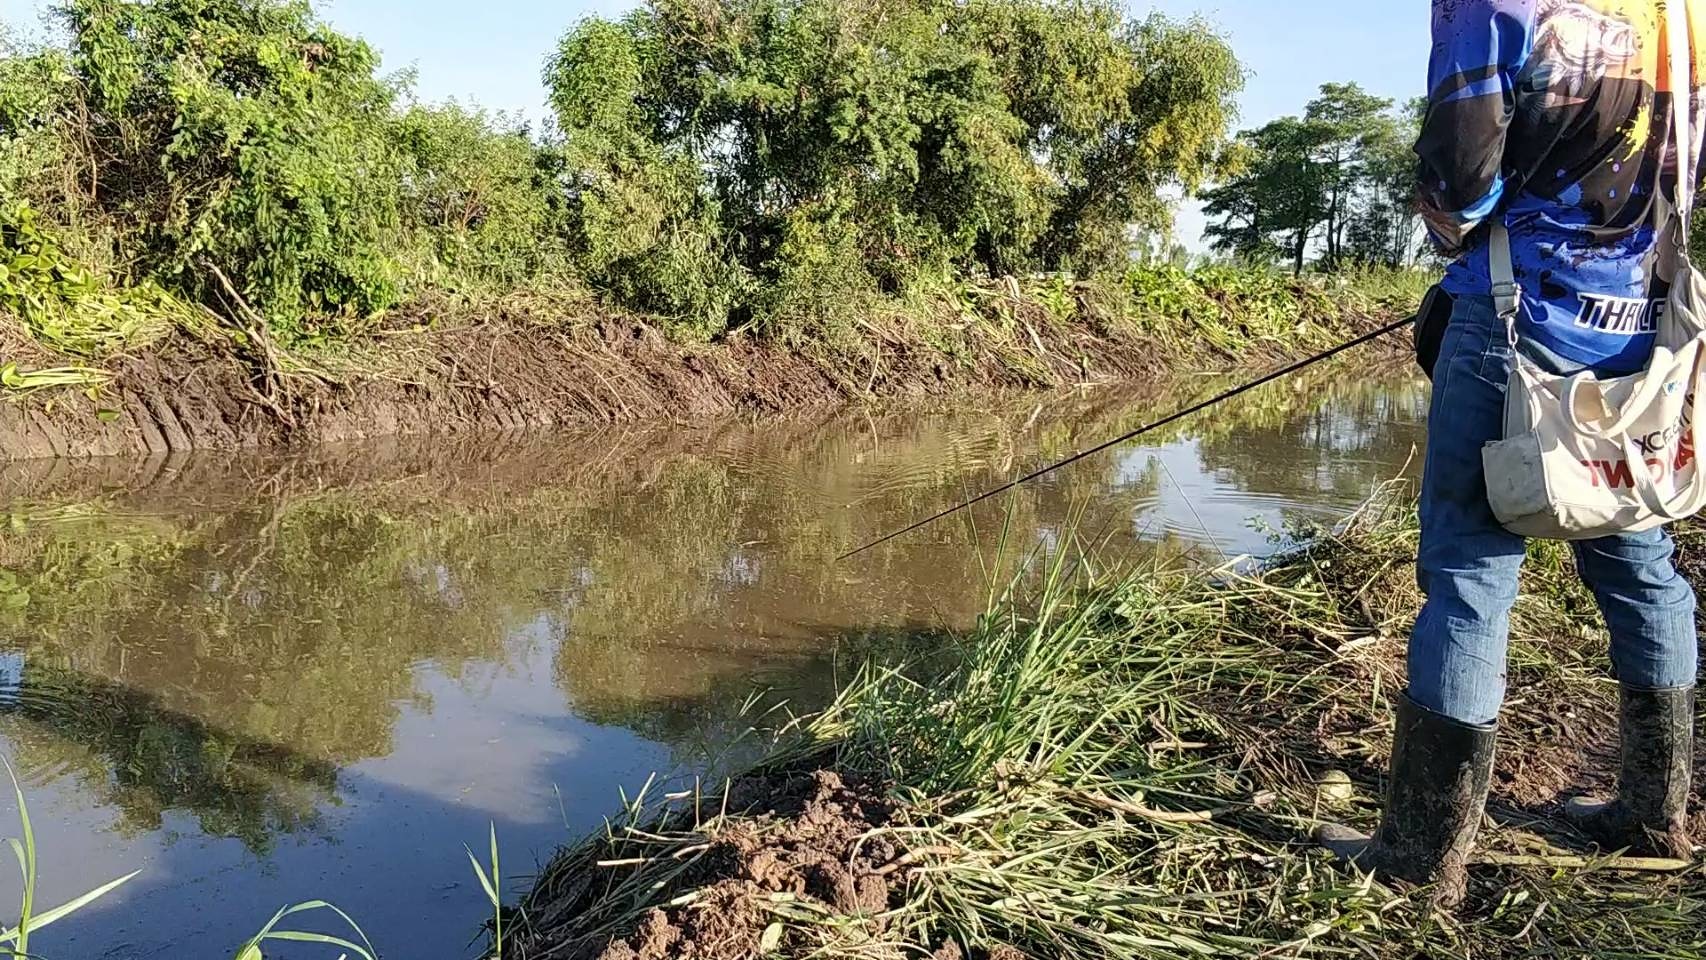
[[1344, 97, 1426, 267], [1204, 83, 1420, 274], [1201, 117, 1328, 274], [1303, 83, 1394, 270], [546, 0, 1246, 337]]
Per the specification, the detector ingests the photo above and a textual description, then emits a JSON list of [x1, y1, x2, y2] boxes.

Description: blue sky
[[1, 0, 1430, 243]]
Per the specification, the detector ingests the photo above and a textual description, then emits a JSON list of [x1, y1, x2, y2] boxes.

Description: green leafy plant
[[0, 362, 113, 396], [0, 203, 182, 356], [544, 0, 1244, 340]]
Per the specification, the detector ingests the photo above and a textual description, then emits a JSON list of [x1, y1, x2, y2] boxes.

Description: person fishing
[[1316, 0, 1704, 905]]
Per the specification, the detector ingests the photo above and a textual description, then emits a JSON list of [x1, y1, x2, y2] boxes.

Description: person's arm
[[1415, 1, 1536, 256]]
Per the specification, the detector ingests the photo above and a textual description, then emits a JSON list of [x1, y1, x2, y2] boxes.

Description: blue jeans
[[1408, 295, 1701, 726]]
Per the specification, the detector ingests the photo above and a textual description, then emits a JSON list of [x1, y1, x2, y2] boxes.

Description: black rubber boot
[[1565, 685, 1695, 859], [1315, 694, 1497, 907]]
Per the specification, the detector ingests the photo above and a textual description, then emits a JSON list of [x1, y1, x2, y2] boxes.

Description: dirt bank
[[0, 302, 1407, 461]]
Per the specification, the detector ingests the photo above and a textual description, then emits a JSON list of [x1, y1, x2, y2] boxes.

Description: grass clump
[[505, 496, 1705, 960]]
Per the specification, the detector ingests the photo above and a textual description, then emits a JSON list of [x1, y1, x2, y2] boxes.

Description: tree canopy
[[544, 0, 1245, 339], [3, 0, 1247, 345], [1202, 84, 1422, 274]]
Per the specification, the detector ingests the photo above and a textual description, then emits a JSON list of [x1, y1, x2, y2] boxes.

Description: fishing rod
[[837, 314, 1418, 562]]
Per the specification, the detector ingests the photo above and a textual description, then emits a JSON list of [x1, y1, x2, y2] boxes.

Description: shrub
[[546, 0, 1243, 339], [393, 103, 569, 295], [57, 0, 409, 340]]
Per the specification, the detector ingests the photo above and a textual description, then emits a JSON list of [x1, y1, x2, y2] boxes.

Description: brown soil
[[0, 310, 1402, 462], [513, 769, 905, 960]]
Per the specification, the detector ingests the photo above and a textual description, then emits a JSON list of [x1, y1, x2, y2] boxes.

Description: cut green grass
[[506, 493, 1706, 960]]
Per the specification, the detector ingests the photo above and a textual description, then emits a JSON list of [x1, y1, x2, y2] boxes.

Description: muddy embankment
[[0, 303, 1409, 462]]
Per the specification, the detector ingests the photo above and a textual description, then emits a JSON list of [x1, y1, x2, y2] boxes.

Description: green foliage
[[0, 202, 187, 354], [2, 0, 1401, 365], [546, 0, 1243, 339], [393, 103, 569, 294], [467, 823, 503, 959], [1343, 97, 1429, 268], [59, 0, 408, 338], [2, 0, 571, 347], [0, 760, 140, 956], [232, 900, 376, 960], [1204, 84, 1421, 274]]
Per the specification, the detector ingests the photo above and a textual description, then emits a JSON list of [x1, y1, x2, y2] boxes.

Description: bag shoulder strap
[[1490, 218, 1520, 320], [1663, 0, 1694, 229]]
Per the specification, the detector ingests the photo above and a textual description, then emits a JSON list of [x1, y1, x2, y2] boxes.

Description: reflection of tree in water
[[0, 363, 1422, 850], [1189, 374, 1429, 501], [559, 625, 941, 773], [0, 660, 337, 854], [0, 499, 571, 848]]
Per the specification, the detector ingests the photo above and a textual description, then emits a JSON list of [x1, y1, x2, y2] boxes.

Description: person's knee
[[1416, 560, 1523, 619]]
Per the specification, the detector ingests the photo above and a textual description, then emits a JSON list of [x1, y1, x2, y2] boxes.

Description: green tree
[[545, 0, 1243, 340], [59, 0, 409, 337], [1202, 117, 1328, 274], [1343, 97, 1425, 268], [2, 0, 571, 343], [392, 103, 568, 293], [1304, 82, 1394, 270], [1203, 83, 1418, 275]]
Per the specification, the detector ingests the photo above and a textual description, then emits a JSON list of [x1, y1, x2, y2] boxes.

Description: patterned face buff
[[1534, 0, 1641, 96]]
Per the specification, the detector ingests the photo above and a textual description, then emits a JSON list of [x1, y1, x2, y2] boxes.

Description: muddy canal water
[[0, 367, 1427, 958]]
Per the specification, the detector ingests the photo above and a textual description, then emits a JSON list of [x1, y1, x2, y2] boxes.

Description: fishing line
[[837, 314, 1417, 562]]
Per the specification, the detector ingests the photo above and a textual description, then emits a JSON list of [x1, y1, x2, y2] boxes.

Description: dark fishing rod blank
[[837, 314, 1418, 561]]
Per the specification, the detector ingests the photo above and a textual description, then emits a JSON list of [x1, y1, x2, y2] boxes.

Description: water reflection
[[1, 662, 337, 853], [0, 364, 1428, 956]]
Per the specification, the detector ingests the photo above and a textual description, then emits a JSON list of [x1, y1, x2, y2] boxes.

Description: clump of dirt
[[524, 769, 906, 960]]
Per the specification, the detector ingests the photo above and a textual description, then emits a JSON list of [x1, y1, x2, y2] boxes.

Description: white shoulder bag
[[1481, 0, 1706, 540]]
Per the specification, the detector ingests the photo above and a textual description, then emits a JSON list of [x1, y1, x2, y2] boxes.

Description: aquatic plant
[[468, 823, 504, 959], [231, 901, 377, 960]]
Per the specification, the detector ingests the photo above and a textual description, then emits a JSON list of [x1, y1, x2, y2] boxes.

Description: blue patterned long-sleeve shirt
[[1424, 0, 1705, 373]]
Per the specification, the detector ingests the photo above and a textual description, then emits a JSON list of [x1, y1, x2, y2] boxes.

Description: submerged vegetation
[[505, 496, 1706, 960]]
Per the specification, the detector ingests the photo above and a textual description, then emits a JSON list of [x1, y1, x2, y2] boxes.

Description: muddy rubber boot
[[1314, 694, 1496, 908], [1564, 685, 1695, 859]]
